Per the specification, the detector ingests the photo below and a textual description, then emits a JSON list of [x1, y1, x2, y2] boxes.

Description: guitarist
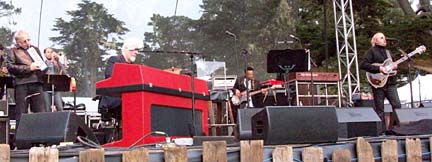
[[360, 32, 401, 131], [232, 67, 266, 121]]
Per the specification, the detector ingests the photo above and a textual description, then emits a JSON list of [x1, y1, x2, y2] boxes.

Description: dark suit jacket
[[99, 55, 127, 110]]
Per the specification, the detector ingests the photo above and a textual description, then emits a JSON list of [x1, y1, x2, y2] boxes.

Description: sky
[[1, 0, 203, 49]]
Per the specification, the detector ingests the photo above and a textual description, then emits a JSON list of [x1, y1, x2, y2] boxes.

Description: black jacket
[[99, 55, 127, 111], [360, 45, 397, 85], [7, 45, 45, 85], [104, 54, 127, 79]]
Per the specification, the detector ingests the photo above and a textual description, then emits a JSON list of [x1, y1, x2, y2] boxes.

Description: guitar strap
[[385, 50, 393, 61]]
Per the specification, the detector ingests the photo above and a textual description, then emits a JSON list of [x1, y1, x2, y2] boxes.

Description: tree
[[0, 0, 21, 45], [0, 0, 20, 17], [50, 0, 128, 97], [143, 14, 201, 69]]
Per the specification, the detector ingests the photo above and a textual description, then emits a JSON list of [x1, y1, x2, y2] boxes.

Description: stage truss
[[332, 0, 360, 106]]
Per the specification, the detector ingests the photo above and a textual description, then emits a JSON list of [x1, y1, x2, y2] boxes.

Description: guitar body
[[231, 95, 249, 109], [365, 58, 395, 88]]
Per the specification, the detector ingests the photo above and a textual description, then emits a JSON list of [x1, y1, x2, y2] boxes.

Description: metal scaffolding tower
[[332, 0, 360, 106]]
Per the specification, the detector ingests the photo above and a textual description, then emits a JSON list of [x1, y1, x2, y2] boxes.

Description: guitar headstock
[[416, 45, 427, 54]]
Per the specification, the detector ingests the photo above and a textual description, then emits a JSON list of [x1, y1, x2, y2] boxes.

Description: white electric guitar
[[366, 45, 426, 88]]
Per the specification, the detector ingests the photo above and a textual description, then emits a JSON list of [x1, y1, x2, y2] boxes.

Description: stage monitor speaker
[[237, 108, 263, 140], [15, 112, 98, 149], [336, 107, 382, 138], [252, 106, 338, 144], [0, 117, 9, 144], [395, 108, 432, 125]]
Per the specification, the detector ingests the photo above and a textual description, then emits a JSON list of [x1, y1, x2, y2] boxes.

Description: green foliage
[[50, 0, 128, 96], [0, 27, 13, 46], [0, 0, 21, 46]]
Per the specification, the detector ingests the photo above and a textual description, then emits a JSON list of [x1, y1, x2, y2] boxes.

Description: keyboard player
[[98, 37, 144, 121]]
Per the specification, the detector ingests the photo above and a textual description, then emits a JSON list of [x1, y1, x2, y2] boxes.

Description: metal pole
[[37, 0, 44, 47]]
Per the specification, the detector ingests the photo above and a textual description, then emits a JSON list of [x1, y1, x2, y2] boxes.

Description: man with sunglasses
[[360, 32, 401, 131], [7, 30, 46, 126], [98, 37, 143, 122]]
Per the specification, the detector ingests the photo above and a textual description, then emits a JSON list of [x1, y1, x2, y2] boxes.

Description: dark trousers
[[372, 84, 401, 127], [15, 82, 46, 126]]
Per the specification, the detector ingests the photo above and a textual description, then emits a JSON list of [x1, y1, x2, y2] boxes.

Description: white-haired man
[[7, 30, 46, 126], [98, 38, 144, 121], [360, 32, 401, 131]]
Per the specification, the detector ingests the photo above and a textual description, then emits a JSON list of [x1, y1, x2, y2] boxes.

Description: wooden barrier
[[1, 137, 432, 162]]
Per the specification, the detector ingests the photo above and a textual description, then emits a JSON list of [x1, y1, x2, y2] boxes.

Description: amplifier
[[212, 75, 237, 90]]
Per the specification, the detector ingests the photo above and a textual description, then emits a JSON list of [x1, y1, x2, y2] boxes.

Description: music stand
[[267, 49, 309, 105], [43, 74, 71, 111]]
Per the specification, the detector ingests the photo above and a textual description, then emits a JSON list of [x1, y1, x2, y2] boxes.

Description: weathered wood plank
[[0, 144, 10, 162], [406, 138, 422, 162], [272, 145, 293, 162], [122, 148, 149, 162], [79, 148, 105, 162], [164, 146, 187, 162], [240, 140, 263, 162], [29, 147, 59, 162], [203, 141, 227, 162], [381, 140, 398, 162], [356, 137, 374, 162], [332, 149, 351, 162], [302, 147, 323, 162]]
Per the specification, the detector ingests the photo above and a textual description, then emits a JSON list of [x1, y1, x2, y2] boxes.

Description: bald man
[[7, 30, 46, 125], [360, 32, 401, 131]]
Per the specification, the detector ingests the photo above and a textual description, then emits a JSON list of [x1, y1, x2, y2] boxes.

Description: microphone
[[289, 34, 300, 41], [224, 30, 236, 38], [386, 38, 400, 42]]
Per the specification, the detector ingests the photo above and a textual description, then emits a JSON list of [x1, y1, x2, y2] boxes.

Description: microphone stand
[[279, 65, 295, 106], [417, 70, 424, 107], [399, 48, 415, 108]]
